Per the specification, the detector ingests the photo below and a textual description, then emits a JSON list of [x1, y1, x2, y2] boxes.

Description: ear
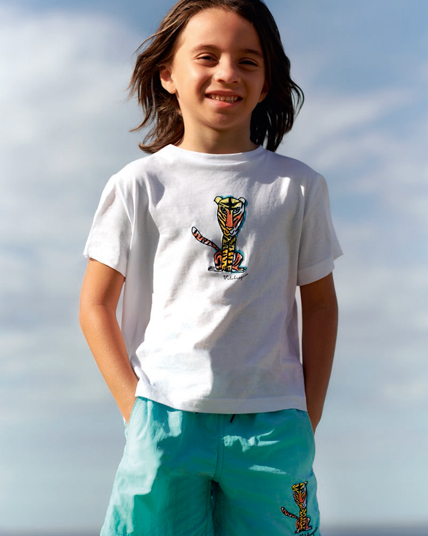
[[159, 65, 177, 94], [258, 80, 269, 103]]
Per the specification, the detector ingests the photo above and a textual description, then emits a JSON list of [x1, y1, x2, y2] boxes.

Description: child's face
[[160, 8, 268, 149]]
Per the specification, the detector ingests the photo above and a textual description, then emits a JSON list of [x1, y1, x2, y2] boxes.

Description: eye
[[240, 58, 259, 68], [197, 54, 216, 62]]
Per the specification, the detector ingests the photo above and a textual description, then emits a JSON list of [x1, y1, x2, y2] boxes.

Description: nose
[[213, 57, 240, 84]]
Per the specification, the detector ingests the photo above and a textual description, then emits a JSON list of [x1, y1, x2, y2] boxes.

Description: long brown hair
[[129, 0, 304, 153]]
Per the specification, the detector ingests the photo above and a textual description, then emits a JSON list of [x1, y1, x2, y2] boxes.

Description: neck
[[177, 127, 257, 154]]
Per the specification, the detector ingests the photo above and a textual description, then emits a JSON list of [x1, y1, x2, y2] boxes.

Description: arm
[[79, 258, 138, 423], [300, 272, 338, 433]]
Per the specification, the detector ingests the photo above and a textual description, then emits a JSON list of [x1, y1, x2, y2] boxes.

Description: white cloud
[[0, 10, 144, 527], [283, 80, 428, 381], [383, 377, 428, 406], [282, 75, 428, 420], [282, 76, 428, 228], [0, 4, 144, 236], [0, 6, 146, 334]]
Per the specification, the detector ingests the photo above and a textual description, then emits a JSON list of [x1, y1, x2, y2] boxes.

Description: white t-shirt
[[84, 145, 342, 414]]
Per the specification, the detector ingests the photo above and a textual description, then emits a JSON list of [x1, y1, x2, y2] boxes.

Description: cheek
[[182, 72, 210, 100], [190, 68, 209, 87], [256, 75, 269, 101]]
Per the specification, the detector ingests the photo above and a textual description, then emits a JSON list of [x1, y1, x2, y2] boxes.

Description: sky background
[[0, 0, 427, 532]]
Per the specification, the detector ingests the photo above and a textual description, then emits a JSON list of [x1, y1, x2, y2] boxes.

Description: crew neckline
[[161, 144, 265, 163]]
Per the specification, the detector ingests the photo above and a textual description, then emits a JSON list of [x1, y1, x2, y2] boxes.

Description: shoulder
[[110, 152, 161, 184], [260, 151, 331, 209], [103, 149, 172, 198], [262, 149, 322, 182]]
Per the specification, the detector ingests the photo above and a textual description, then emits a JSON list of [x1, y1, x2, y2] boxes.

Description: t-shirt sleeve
[[297, 174, 343, 286], [83, 174, 133, 277]]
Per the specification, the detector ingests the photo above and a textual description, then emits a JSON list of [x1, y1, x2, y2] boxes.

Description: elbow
[[78, 297, 90, 335]]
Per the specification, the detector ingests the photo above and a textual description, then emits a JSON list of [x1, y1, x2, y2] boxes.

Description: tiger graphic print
[[192, 195, 247, 273], [281, 481, 313, 534]]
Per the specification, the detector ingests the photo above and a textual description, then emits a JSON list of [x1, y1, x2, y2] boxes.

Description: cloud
[[0, 10, 145, 527], [284, 86, 427, 198], [283, 80, 428, 378], [0, 5, 145, 331], [282, 73, 428, 421]]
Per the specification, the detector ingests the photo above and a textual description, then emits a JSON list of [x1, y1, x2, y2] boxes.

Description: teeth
[[209, 95, 239, 102]]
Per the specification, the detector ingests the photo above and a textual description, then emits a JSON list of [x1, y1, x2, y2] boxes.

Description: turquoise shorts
[[100, 397, 320, 536]]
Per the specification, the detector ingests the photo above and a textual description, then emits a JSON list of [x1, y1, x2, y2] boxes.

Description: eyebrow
[[190, 45, 264, 58]]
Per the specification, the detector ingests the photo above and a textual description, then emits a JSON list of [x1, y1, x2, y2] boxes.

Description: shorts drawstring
[[195, 412, 236, 423]]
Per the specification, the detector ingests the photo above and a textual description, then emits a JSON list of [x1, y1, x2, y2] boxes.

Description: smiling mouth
[[207, 94, 241, 103]]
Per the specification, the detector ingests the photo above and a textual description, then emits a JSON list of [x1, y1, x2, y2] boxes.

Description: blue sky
[[0, 0, 427, 532]]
